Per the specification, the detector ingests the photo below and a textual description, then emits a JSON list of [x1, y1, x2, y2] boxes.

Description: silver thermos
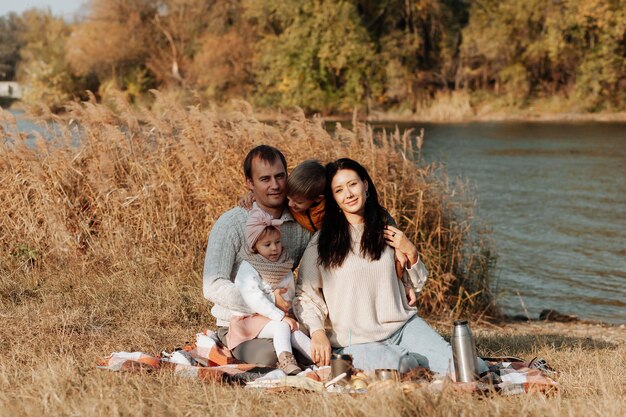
[[451, 319, 479, 382]]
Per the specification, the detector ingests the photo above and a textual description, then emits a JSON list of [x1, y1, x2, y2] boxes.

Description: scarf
[[243, 247, 294, 290]]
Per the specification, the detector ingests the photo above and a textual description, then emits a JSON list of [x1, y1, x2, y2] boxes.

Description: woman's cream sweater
[[293, 224, 428, 348]]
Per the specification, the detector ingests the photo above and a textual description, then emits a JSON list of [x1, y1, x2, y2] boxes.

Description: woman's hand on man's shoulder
[[384, 225, 419, 265]]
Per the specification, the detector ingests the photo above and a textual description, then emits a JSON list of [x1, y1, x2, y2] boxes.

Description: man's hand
[[394, 250, 408, 279], [311, 329, 332, 366], [273, 288, 291, 313], [405, 286, 417, 307], [282, 315, 299, 332], [237, 191, 256, 210]]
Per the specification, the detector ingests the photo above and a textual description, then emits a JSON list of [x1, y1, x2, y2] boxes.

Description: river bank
[[479, 319, 626, 346], [6, 97, 626, 124], [433, 314, 626, 346], [252, 93, 626, 123], [365, 110, 626, 123], [256, 108, 626, 124]]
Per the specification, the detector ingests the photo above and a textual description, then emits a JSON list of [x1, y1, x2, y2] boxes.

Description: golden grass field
[[1, 93, 624, 416]]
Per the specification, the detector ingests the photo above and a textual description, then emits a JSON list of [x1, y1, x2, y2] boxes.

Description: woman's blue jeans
[[333, 314, 487, 375]]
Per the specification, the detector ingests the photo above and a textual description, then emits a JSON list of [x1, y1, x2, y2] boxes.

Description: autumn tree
[[66, 0, 158, 97], [17, 9, 88, 110], [185, 0, 257, 100], [66, 0, 258, 100]]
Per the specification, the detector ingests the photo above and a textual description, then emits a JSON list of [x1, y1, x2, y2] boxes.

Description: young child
[[227, 208, 312, 375], [285, 160, 326, 233]]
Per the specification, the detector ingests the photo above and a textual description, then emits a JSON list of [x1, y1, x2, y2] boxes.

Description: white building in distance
[[0, 82, 23, 98]]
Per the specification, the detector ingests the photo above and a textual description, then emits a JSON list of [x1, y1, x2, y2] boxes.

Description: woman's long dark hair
[[318, 158, 389, 269]]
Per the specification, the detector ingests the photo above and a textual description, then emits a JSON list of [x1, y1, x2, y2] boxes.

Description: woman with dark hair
[[293, 158, 486, 375]]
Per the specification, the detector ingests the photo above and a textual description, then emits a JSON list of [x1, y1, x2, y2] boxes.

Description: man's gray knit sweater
[[202, 205, 311, 326]]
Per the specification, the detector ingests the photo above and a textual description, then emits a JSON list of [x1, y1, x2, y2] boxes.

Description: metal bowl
[[375, 368, 400, 381]]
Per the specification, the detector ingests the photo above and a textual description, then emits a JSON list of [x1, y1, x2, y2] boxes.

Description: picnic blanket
[[97, 330, 558, 395], [97, 330, 280, 384]]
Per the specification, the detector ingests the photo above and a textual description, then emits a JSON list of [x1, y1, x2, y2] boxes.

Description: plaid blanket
[[97, 330, 281, 384], [479, 356, 559, 395], [97, 331, 558, 395]]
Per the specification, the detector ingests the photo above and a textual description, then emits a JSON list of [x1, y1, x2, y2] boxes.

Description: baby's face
[[287, 195, 315, 213], [254, 229, 283, 262]]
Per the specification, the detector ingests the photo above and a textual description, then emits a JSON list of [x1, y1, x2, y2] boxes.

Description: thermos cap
[[454, 319, 468, 326]]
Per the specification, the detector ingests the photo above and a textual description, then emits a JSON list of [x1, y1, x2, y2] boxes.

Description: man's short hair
[[243, 145, 287, 180], [287, 160, 326, 200]]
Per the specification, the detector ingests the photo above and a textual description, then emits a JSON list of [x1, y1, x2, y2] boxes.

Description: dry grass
[[1, 283, 624, 417], [417, 91, 475, 122], [4, 93, 621, 416]]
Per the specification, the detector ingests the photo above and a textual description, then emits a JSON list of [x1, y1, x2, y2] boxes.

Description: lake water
[[5, 109, 626, 323], [404, 122, 626, 324]]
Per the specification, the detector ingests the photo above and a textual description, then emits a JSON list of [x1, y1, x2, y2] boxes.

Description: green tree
[[249, 0, 384, 113], [458, 0, 539, 100], [568, 0, 626, 110], [359, 0, 469, 110], [459, 0, 626, 109]]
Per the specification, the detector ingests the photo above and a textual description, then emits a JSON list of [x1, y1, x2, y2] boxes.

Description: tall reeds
[[0, 91, 496, 319]]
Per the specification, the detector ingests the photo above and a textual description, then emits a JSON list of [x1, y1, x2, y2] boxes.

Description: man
[[202, 145, 312, 366]]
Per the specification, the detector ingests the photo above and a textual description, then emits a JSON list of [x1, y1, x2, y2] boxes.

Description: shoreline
[[475, 319, 626, 346], [256, 110, 626, 124], [5, 99, 626, 123], [363, 112, 626, 124], [429, 313, 626, 346]]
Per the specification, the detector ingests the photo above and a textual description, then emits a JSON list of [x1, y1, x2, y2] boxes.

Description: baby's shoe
[[278, 351, 302, 375]]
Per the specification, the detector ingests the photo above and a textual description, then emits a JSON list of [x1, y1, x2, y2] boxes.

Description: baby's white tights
[[258, 320, 312, 361]]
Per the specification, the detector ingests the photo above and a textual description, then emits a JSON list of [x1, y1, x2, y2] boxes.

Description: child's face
[[287, 195, 316, 213], [254, 229, 283, 262]]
